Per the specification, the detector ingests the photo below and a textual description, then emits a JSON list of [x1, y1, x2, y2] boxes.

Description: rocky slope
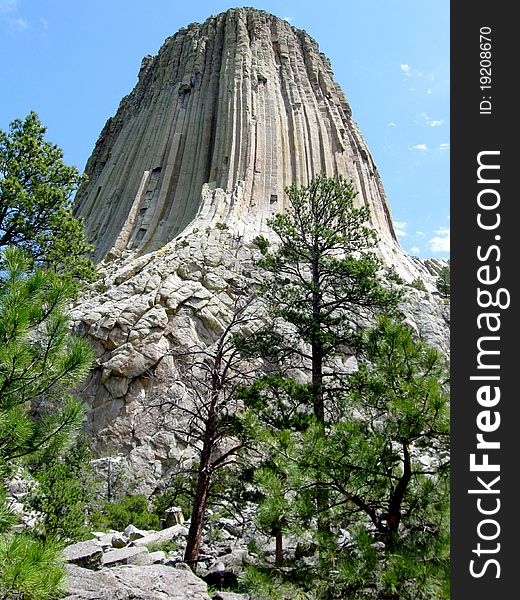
[[70, 8, 449, 490]]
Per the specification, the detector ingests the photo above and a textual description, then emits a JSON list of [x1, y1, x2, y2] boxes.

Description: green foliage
[[28, 437, 94, 542], [252, 235, 270, 255], [215, 221, 229, 230], [144, 538, 179, 554], [0, 112, 96, 284], [386, 265, 404, 285], [153, 476, 194, 521], [410, 277, 427, 292], [255, 173, 401, 428], [0, 533, 67, 600], [436, 266, 450, 297], [240, 565, 314, 600], [259, 174, 400, 347], [0, 247, 93, 467], [242, 318, 450, 598], [0, 487, 17, 534], [90, 494, 160, 532]]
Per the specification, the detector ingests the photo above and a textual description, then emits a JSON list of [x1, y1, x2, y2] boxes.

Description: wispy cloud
[[410, 144, 428, 151], [439, 143, 450, 151], [388, 121, 396, 128], [283, 16, 293, 22], [415, 230, 425, 238], [400, 64, 411, 77], [394, 221, 408, 238], [8, 15, 27, 29], [416, 112, 444, 127], [410, 245, 420, 255], [428, 227, 450, 253], [0, 0, 17, 14]]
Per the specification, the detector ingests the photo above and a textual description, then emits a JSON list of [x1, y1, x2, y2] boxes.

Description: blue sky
[[0, 0, 449, 259]]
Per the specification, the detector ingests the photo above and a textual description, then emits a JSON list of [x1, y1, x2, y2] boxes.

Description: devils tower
[[74, 8, 399, 262], [71, 8, 448, 485]]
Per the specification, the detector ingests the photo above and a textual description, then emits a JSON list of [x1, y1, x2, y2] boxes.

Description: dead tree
[[163, 300, 262, 570]]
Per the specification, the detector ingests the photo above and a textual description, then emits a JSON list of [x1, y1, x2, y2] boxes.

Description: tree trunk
[[274, 525, 284, 566], [184, 457, 212, 570], [386, 443, 412, 548], [184, 400, 218, 571], [310, 246, 330, 537], [311, 248, 324, 426]]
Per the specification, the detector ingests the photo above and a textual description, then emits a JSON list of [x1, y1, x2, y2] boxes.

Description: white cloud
[[8, 15, 27, 29], [394, 221, 408, 237], [388, 121, 396, 128], [415, 230, 425, 238], [439, 143, 450, 151], [400, 64, 411, 77], [410, 246, 420, 255], [283, 16, 293, 22], [40, 16, 48, 31], [427, 88, 432, 95], [410, 144, 428, 151], [0, 0, 17, 14], [428, 227, 450, 253], [416, 112, 444, 127]]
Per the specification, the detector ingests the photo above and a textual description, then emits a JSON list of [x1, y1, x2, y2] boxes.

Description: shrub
[[252, 235, 270, 255], [410, 277, 428, 292], [91, 494, 160, 532], [28, 437, 94, 542]]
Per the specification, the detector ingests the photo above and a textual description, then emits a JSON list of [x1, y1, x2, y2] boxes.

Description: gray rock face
[[70, 8, 450, 491], [64, 564, 210, 600], [74, 7, 398, 262]]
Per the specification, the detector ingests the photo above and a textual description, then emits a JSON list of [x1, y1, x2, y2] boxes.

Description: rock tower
[[75, 8, 398, 262], [72, 8, 448, 489]]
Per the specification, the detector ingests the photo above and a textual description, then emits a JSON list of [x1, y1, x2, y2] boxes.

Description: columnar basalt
[[74, 8, 397, 262], [72, 8, 449, 488]]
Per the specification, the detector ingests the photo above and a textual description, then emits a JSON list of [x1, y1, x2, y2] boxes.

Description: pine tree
[[0, 247, 93, 466], [0, 112, 96, 285], [258, 174, 400, 426], [436, 265, 450, 298], [298, 317, 450, 598], [250, 174, 401, 539], [0, 246, 94, 598]]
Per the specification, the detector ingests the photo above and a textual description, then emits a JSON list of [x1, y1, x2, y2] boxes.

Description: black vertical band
[[451, 2, 515, 597]]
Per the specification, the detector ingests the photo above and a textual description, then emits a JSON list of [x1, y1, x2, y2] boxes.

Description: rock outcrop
[[64, 564, 211, 600], [71, 8, 449, 488], [74, 8, 398, 262]]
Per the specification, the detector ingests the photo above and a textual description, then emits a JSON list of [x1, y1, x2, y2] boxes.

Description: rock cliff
[[74, 8, 400, 262], [72, 8, 449, 489]]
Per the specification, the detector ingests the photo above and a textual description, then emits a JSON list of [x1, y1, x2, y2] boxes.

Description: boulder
[[124, 524, 149, 541], [148, 550, 166, 564], [63, 540, 103, 569], [111, 533, 128, 548], [164, 506, 185, 527], [101, 546, 151, 567], [131, 524, 187, 547], [63, 563, 211, 599]]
